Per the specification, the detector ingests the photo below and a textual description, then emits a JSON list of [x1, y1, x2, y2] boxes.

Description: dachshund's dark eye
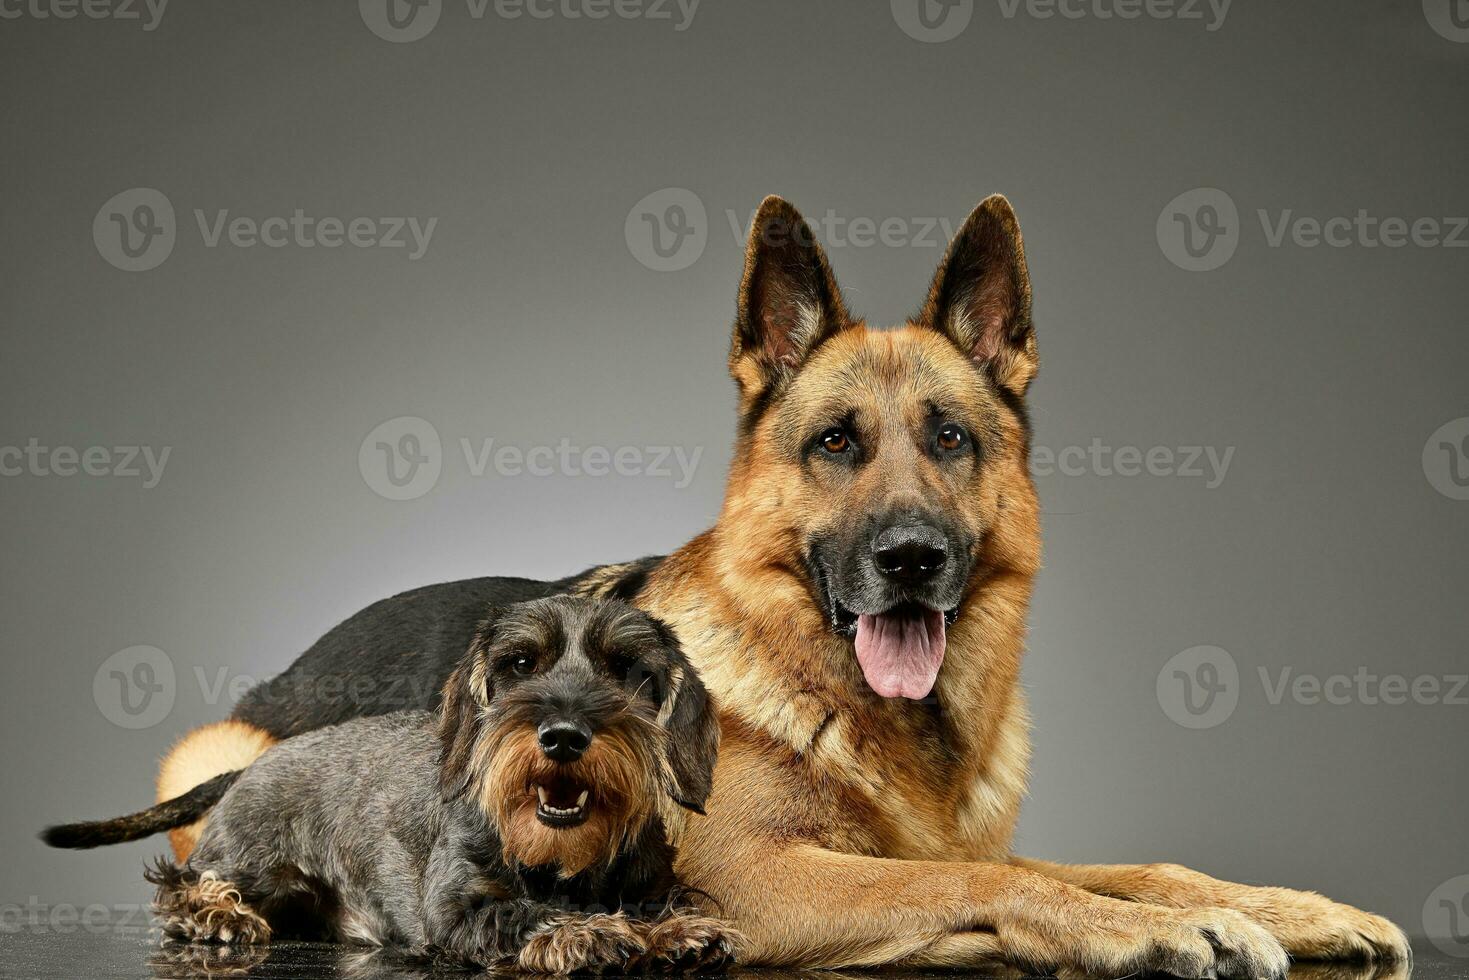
[[509, 654, 536, 676], [606, 651, 633, 681], [623, 657, 665, 704], [819, 427, 851, 455], [936, 423, 967, 453]]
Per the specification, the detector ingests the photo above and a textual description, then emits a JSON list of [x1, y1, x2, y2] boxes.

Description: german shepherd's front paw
[[635, 913, 742, 973], [1262, 894, 1411, 964], [1008, 900, 1289, 980], [517, 912, 648, 975]]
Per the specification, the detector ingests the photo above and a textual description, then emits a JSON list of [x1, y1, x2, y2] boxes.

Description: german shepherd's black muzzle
[[808, 511, 975, 702]]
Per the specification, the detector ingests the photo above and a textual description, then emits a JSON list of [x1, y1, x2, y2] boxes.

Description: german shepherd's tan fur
[[154, 195, 1408, 974]]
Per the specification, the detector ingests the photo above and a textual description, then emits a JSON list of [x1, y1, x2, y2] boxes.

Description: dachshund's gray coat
[[144, 596, 737, 974]]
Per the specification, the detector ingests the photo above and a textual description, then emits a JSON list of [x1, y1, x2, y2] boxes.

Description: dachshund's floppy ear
[[650, 620, 720, 814], [437, 631, 493, 802]]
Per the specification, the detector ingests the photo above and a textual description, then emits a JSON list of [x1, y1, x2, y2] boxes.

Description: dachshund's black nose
[[537, 720, 591, 762]]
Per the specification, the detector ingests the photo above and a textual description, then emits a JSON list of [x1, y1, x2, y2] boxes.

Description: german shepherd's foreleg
[[1011, 857, 1410, 963], [687, 843, 1288, 976]]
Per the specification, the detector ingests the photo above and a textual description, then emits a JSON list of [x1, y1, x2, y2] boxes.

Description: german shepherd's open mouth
[[813, 562, 963, 701]]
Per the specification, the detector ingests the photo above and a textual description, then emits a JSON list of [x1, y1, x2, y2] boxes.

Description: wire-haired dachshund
[[51, 596, 739, 973]]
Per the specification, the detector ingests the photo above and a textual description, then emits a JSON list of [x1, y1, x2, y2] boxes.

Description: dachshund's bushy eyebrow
[[583, 608, 666, 660], [492, 608, 566, 653]]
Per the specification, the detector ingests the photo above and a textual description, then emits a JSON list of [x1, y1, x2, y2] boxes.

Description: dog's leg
[[422, 850, 646, 973], [145, 860, 271, 946], [634, 910, 742, 973], [517, 911, 649, 975], [430, 896, 646, 972], [1012, 857, 1411, 963], [681, 842, 1288, 976]]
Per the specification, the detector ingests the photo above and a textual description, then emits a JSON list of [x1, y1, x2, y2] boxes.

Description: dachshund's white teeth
[[534, 784, 589, 817]]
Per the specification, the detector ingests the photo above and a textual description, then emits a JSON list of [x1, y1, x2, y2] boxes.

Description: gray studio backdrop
[[2, 0, 1466, 947]]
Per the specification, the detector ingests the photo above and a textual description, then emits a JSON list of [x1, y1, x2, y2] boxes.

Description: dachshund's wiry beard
[[475, 720, 675, 878]]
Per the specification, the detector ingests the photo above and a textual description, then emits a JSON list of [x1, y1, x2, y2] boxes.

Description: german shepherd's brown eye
[[936, 423, 966, 452], [820, 428, 851, 455]]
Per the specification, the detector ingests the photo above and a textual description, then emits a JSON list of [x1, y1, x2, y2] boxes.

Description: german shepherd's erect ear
[[918, 194, 1038, 396], [730, 195, 854, 413]]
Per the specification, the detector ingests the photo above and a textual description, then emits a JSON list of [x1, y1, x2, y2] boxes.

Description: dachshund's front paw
[[517, 912, 648, 975], [635, 913, 741, 973]]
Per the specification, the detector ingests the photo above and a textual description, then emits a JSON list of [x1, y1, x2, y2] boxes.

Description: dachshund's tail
[[41, 770, 243, 849]]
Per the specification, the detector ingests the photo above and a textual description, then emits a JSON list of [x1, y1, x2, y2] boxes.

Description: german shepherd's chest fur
[[626, 539, 1034, 866]]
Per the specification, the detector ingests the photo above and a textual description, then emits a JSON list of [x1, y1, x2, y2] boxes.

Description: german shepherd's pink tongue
[[854, 608, 946, 700]]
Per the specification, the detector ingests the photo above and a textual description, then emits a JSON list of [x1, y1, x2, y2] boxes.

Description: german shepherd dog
[[58, 196, 1408, 975]]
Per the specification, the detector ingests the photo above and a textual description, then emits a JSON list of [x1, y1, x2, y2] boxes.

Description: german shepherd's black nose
[[872, 525, 948, 584], [537, 720, 592, 762]]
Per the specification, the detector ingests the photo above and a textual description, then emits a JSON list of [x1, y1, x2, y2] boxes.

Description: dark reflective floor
[[0, 933, 1463, 980]]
